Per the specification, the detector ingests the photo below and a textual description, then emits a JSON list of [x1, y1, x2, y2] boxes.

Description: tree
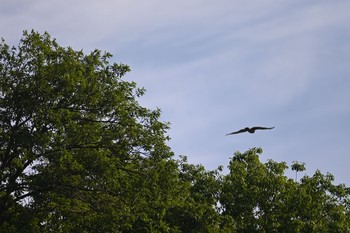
[[291, 161, 306, 181], [220, 148, 350, 232], [0, 30, 177, 232], [165, 155, 235, 232]]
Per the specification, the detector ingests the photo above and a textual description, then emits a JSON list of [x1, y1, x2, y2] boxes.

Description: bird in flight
[[226, 126, 274, 135]]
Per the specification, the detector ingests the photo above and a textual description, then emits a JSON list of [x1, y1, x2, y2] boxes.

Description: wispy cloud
[[1, 0, 350, 183]]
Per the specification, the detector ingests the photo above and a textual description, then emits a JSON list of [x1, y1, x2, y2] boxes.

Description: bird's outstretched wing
[[226, 126, 274, 136], [225, 128, 247, 135], [251, 126, 275, 131]]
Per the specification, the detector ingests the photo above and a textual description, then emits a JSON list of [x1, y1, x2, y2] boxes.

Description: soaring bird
[[226, 126, 274, 135]]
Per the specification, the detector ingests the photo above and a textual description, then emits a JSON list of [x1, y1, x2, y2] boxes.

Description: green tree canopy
[[0, 30, 178, 232], [221, 148, 350, 232]]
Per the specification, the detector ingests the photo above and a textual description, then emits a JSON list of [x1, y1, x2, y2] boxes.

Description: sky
[[1, 0, 350, 184]]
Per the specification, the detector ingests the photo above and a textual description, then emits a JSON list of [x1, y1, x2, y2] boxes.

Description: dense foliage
[[1, 31, 349, 232]]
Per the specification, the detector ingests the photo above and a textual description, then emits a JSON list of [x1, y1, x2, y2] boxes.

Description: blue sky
[[1, 0, 350, 184]]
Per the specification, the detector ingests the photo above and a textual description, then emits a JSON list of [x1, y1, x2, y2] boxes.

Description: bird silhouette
[[226, 126, 274, 135]]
